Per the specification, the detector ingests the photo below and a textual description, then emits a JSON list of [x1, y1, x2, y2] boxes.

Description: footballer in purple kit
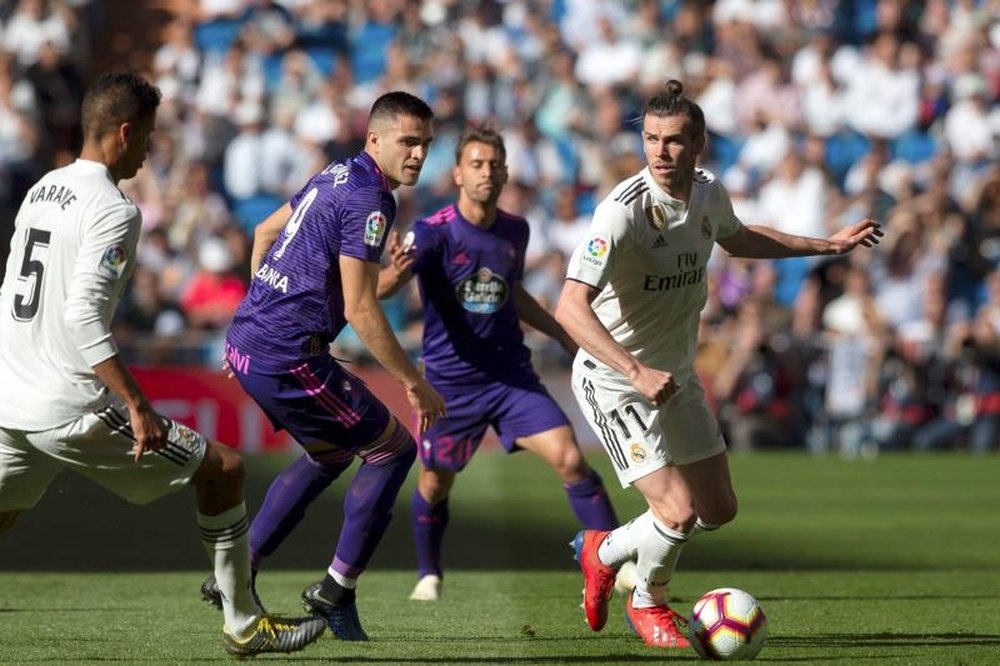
[[377, 125, 634, 601], [200, 91, 446, 641]]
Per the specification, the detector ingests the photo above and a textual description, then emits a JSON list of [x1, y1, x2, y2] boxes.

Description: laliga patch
[[580, 235, 610, 269], [364, 210, 388, 247], [98, 243, 127, 277]]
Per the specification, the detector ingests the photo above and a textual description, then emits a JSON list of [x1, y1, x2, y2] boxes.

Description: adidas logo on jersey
[[652, 235, 669, 249]]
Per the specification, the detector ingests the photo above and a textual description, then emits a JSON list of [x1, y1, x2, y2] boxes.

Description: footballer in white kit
[[558, 80, 882, 650], [0, 159, 206, 509], [567, 165, 738, 486]]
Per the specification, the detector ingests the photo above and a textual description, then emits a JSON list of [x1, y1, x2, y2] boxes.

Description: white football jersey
[[0, 160, 141, 430], [566, 166, 742, 383]]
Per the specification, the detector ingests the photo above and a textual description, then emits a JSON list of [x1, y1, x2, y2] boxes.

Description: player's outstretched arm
[[250, 203, 293, 275], [555, 280, 677, 406], [341, 255, 446, 431], [513, 283, 578, 356], [376, 230, 415, 299], [718, 218, 884, 259]]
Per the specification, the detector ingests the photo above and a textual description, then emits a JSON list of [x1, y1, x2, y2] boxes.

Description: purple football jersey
[[228, 152, 395, 371], [407, 204, 534, 387]]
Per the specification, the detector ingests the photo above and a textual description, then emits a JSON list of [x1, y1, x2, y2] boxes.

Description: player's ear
[[366, 128, 380, 153], [693, 131, 706, 155], [451, 164, 462, 187]]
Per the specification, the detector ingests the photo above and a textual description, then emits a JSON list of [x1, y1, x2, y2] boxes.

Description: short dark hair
[[643, 79, 706, 137], [81, 72, 161, 139], [454, 124, 506, 164], [368, 91, 433, 126]]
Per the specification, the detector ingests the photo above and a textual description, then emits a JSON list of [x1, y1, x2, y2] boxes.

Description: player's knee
[[700, 495, 738, 527], [194, 441, 245, 489], [419, 468, 455, 504]]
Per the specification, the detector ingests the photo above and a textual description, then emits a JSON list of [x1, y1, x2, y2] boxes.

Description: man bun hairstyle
[[643, 79, 706, 137], [455, 123, 506, 164], [81, 72, 161, 140], [368, 90, 434, 126]]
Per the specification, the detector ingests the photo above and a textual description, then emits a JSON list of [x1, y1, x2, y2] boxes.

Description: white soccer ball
[[689, 587, 767, 660]]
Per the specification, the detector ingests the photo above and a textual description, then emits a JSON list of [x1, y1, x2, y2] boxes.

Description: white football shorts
[[0, 398, 206, 510], [572, 370, 727, 488]]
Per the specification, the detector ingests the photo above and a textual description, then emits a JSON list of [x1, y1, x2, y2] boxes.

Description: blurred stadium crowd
[[0, 0, 998, 454]]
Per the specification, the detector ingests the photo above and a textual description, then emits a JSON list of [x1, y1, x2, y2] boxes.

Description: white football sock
[[597, 515, 641, 568], [198, 502, 261, 637], [631, 510, 688, 608], [327, 567, 358, 590]]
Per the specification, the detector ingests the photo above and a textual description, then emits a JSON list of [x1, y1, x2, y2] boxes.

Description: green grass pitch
[[1, 451, 999, 664]]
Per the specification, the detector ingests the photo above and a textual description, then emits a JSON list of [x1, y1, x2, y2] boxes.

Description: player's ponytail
[[643, 79, 705, 136]]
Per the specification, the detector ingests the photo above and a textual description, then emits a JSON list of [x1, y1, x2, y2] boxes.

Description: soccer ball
[[689, 587, 767, 660]]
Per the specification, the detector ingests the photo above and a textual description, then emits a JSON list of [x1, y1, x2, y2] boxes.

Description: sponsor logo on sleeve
[[364, 210, 388, 247], [701, 215, 713, 240], [99, 244, 127, 277], [580, 235, 610, 269], [401, 230, 416, 252]]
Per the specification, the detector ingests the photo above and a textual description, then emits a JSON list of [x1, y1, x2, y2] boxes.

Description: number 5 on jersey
[[12, 227, 51, 321]]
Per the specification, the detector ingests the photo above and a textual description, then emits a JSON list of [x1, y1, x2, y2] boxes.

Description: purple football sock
[[249, 452, 352, 565], [564, 470, 619, 530], [411, 488, 449, 578], [330, 429, 416, 579]]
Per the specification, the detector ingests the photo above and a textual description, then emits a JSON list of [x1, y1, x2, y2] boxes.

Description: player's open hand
[[406, 378, 447, 433], [128, 402, 168, 462], [828, 218, 884, 255], [387, 230, 415, 274]]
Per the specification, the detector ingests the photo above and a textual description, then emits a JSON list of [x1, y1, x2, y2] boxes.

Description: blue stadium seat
[[305, 47, 338, 77], [825, 131, 870, 188], [707, 132, 743, 175], [350, 22, 397, 84], [262, 53, 285, 92], [891, 129, 937, 164], [194, 19, 243, 53], [575, 190, 597, 217], [773, 257, 811, 307], [232, 194, 284, 232]]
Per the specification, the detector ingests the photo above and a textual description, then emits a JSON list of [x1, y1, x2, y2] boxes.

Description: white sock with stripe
[[597, 515, 641, 567], [630, 510, 688, 609], [198, 502, 261, 637]]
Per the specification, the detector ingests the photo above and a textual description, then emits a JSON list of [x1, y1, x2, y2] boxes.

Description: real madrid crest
[[630, 443, 647, 463], [701, 215, 712, 240], [645, 204, 667, 231]]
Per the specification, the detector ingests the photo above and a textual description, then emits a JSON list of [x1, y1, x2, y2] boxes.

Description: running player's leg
[[0, 427, 62, 538], [250, 450, 353, 569], [25, 406, 323, 654], [408, 384, 489, 600], [494, 382, 620, 531], [516, 425, 618, 531], [410, 465, 455, 599], [302, 415, 415, 640]]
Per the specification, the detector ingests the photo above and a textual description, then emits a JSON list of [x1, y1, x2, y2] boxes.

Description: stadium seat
[[262, 53, 285, 92], [825, 131, 870, 188], [773, 256, 811, 307], [891, 129, 937, 164], [232, 194, 284, 233], [305, 47, 338, 77], [194, 19, 243, 53], [350, 22, 398, 84]]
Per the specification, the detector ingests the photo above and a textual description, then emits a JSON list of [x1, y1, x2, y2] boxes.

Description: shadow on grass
[[771, 632, 1000, 648]]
